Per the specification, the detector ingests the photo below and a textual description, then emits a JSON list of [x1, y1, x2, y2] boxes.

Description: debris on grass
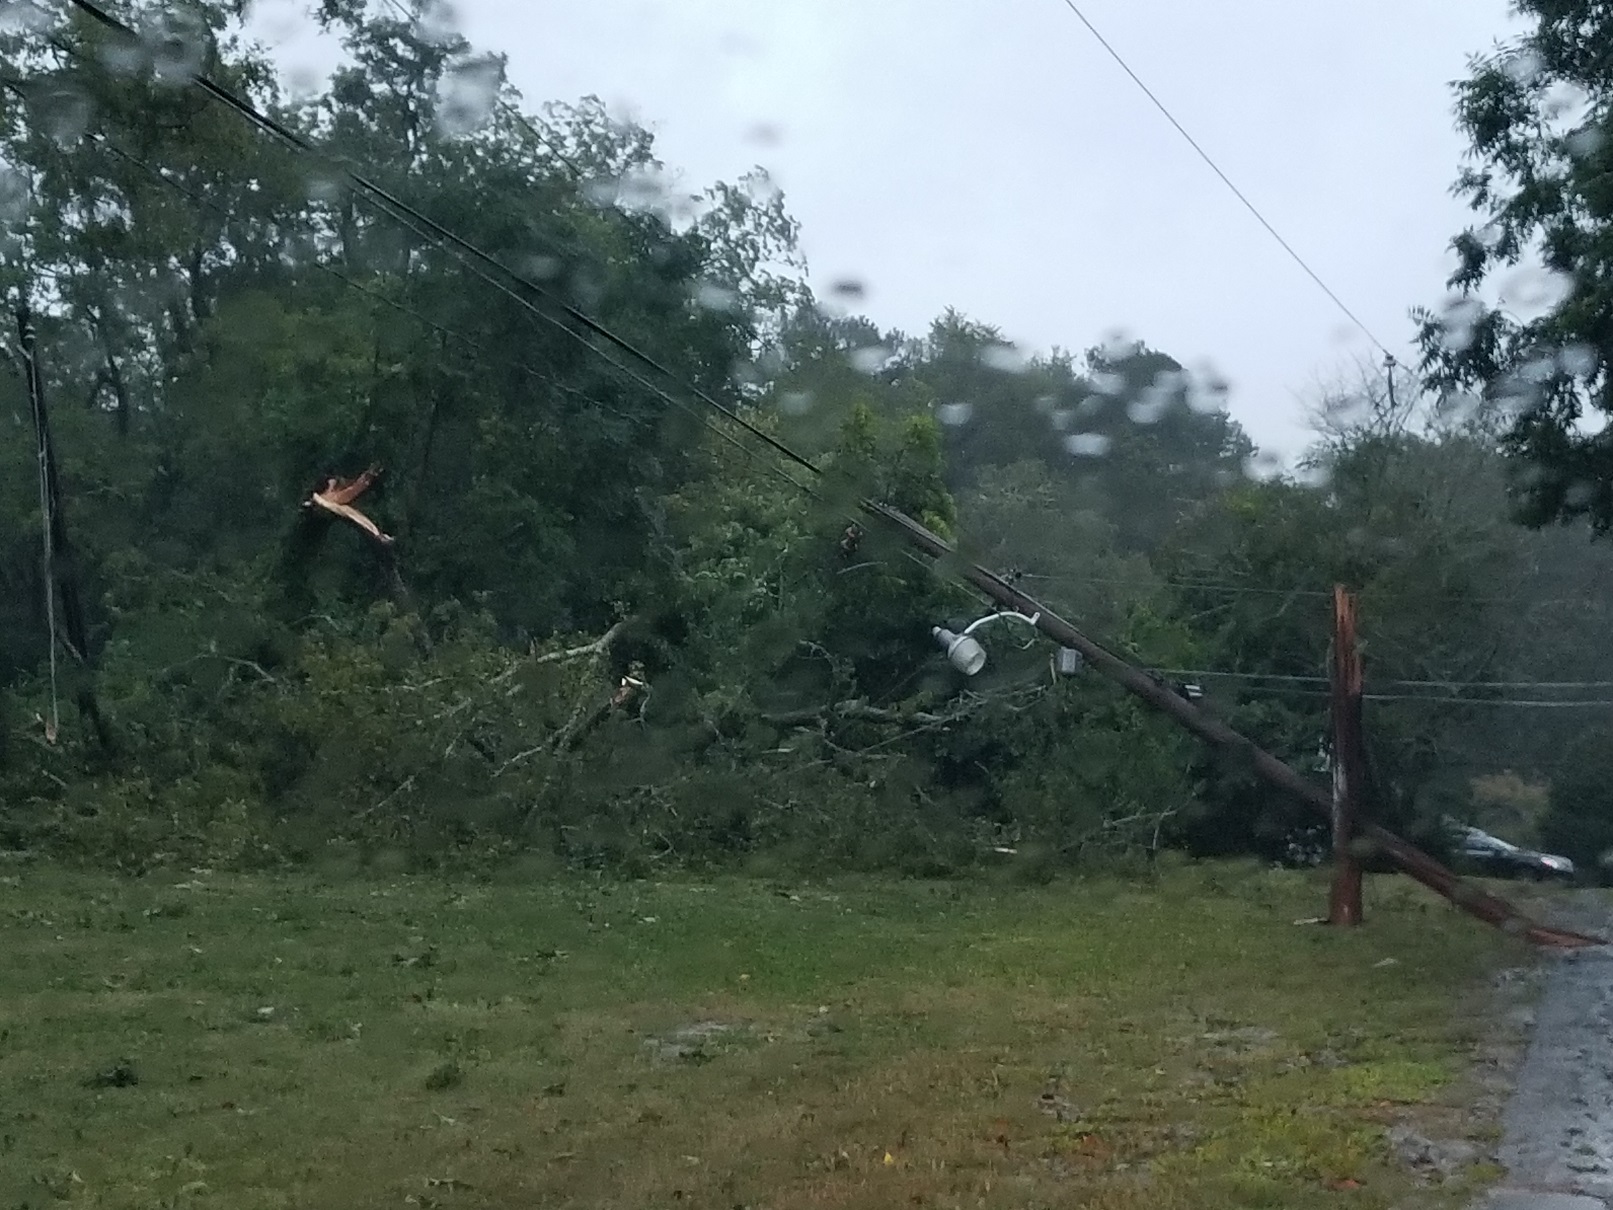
[[84, 1059, 138, 1089]]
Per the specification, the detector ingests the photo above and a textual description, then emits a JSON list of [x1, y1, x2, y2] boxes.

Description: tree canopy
[[3, 0, 1612, 879]]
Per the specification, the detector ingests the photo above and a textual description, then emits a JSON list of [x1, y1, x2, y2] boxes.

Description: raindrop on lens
[[0, 0, 53, 35], [981, 343, 1027, 374], [937, 402, 973, 426], [145, 8, 210, 81], [1065, 432, 1111, 457], [693, 281, 740, 313], [39, 83, 91, 149], [436, 55, 503, 137], [849, 345, 892, 374], [1559, 343, 1598, 379], [1438, 297, 1486, 354], [0, 164, 29, 229], [1088, 370, 1124, 396]]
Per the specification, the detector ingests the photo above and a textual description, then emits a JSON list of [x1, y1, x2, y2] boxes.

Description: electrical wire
[[63, 0, 825, 488], [1154, 668, 1613, 699], [86, 132, 816, 496], [43, 23, 813, 495], [1364, 694, 1613, 707], [1020, 568, 1613, 610], [1052, 0, 1389, 357]]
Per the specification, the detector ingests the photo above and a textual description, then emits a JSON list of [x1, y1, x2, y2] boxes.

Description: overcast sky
[[251, 0, 1527, 462]]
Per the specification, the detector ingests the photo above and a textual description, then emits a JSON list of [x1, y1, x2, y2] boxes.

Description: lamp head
[[932, 626, 987, 676]]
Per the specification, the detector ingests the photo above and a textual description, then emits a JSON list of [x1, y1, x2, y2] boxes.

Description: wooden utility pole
[[17, 305, 111, 749], [1329, 586, 1364, 926], [862, 500, 1600, 948]]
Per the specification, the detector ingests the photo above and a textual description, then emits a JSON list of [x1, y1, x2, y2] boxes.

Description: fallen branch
[[764, 698, 949, 728]]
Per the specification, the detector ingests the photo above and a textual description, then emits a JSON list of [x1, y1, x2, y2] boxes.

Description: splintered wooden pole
[[1329, 585, 1364, 926], [861, 500, 1604, 948]]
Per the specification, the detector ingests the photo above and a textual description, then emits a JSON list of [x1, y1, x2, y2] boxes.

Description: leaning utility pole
[[862, 500, 1600, 948], [1329, 585, 1364, 927]]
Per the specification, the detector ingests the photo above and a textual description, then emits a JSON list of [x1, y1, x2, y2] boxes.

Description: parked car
[[1449, 823, 1576, 883]]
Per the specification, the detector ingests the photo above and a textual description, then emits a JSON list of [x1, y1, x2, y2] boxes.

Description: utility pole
[[1329, 585, 1364, 926], [17, 304, 111, 750], [863, 499, 1599, 948]]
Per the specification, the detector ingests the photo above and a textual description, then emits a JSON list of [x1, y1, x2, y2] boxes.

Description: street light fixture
[[931, 610, 1041, 676]]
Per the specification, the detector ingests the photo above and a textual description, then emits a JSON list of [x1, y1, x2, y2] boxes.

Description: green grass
[[0, 859, 1527, 1209]]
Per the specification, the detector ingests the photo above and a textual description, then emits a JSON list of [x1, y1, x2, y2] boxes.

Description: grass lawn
[[0, 858, 1530, 1209]]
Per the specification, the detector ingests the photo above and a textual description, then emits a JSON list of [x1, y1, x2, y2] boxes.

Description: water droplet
[[1032, 393, 1058, 415], [416, 0, 463, 45], [1185, 368, 1230, 414], [1098, 330, 1137, 361], [829, 278, 865, 301], [1559, 343, 1598, 379], [1149, 368, 1188, 395], [525, 254, 562, 280], [0, 164, 29, 229], [1434, 390, 1484, 426], [1064, 432, 1111, 457], [286, 65, 325, 100], [1241, 451, 1282, 481], [1518, 352, 1558, 385], [849, 345, 892, 374], [1049, 408, 1074, 432], [693, 281, 740, 314], [1567, 125, 1605, 159], [1501, 266, 1573, 313], [0, 0, 54, 35], [937, 402, 973, 426], [1502, 47, 1543, 85], [583, 177, 621, 207], [305, 173, 343, 206], [38, 83, 91, 149], [746, 123, 782, 147], [1089, 370, 1125, 396], [1126, 388, 1169, 425], [99, 38, 146, 76], [742, 170, 782, 205], [1074, 394, 1105, 419], [1543, 80, 1591, 124], [780, 390, 813, 415], [981, 343, 1027, 374], [436, 54, 503, 137], [1436, 296, 1487, 354], [618, 166, 671, 213], [145, 8, 210, 82]]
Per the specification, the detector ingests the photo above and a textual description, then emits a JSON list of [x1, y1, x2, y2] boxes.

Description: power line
[[83, 130, 813, 495], [1020, 568, 1610, 610], [1153, 668, 1613, 692], [63, 0, 825, 489], [1052, 0, 1389, 357], [1198, 680, 1613, 707], [1365, 694, 1613, 708]]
